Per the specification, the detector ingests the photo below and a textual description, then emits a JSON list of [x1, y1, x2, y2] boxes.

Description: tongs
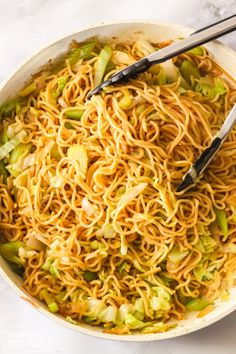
[[88, 14, 236, 98], [177, 104, 236, 192]]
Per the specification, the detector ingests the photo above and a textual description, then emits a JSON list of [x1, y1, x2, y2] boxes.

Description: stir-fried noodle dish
[[0, 37, 236, 335]]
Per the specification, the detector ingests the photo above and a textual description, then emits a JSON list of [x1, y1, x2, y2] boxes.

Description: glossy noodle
[[0, 38, 236, 334]]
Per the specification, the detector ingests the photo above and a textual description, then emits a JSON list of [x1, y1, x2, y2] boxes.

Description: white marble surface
[[0, 0, 236, 353]]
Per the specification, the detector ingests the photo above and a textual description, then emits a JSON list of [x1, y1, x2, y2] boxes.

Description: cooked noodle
[[0, 38, 236, 334]]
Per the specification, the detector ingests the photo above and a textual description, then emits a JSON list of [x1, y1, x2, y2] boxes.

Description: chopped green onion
[[0, 131, 9, 144], [0, 241, 24, 266], [48, 302, 59, 313], [40, 289, 59, 313], [118, 261, 129, 273], [142, 322, 170, 333], [168, 244, 188, 263], [158, 272, 172, 286], [9, 263, 24, 277], [19, 82, 37, 97], [67, 40, 96, 65], [90, 240, 105, 250], [66, 316, 78, 324], [41, 258, 52, 271], [156, 67, 167, 85], [94, 44, 113, 87], [214, 208, 228, 241], [188, 46, 205, 56], [180, 59, 200, 85], [0, 130, 27, 160], [50, 144, 61, 161], [186, 297, 211, 311], [133, 259, 144, 272], [52, 76, 69, 98], [82, 315, 97, 323], [0, 160, 9, 183], [64, 122, 74, 129], [118, 89, 133, 110], [49, 263, 60, 278], [65, 109, 84, 120], [83, 270, 98, 281]]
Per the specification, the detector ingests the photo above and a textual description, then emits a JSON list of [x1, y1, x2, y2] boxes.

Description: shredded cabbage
[[195, 77, 227, 99], [103, 224, 116, 238], [118, 304, 134, 323], [180, 59, 200, 85], [67, 145, 88, 178], [7, 143, 32, 177], [142, 322, 170, 333], [0, 130, 27, 160], [160, 60, 180, 83], [116, 182, 148, 211], [168, 244, 188, 263], [112, 51, 134, 66], [150, 287, 171, 311], [81, 197, 94, 216], [193, 266, 214, 282], [196, 234, 217, 254], [135, 39, 155, 56], [124, 313, 149, 329], [99, 305, 117, 323], [186, 297, 211, 311], [224, 243, 236, 254], [0, 241, 25, 266]]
